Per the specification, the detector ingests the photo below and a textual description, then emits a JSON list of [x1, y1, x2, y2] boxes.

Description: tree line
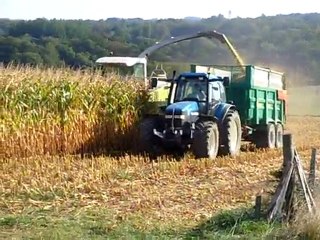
[[1, 13, 320, 85]]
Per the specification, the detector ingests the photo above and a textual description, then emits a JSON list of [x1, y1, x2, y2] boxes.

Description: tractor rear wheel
[[191, 120, 219, 160], [219, 110, 242, 157], [138, 117, 162, 159]]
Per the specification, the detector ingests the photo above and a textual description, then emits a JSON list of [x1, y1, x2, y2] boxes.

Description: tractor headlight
[[165, 115, 185, 119]]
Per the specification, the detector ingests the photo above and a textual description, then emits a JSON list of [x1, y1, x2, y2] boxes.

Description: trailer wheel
[[138, 117, 162, 159], [275, 123, 284, 149], [192, 120, 219, 160], [219, 110, 242, 157], [255, 123, 276, 149]]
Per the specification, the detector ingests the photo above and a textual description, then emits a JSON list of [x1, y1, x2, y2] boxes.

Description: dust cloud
[[285, 67, 320, 116], [287, 85, 320, 116], [259, 63, 320, 116]]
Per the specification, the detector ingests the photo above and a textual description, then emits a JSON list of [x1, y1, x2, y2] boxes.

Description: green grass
[[0, 209, 179, 239], [185, 208, 281, 240], [0, 206, 282, 240]]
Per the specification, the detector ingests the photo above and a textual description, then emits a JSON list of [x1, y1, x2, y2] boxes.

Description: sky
[[0, 0, 319, 20]]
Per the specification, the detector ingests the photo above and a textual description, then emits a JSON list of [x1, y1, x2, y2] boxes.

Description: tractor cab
[[167, 72, 229, 115]]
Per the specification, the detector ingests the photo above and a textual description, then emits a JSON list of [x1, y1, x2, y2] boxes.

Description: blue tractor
[[139, 72, 242, 159]]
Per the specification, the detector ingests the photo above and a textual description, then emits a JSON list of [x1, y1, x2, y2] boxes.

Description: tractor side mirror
[[223, 77, 230, 87], [172, 70, 176, 79], [151, 77, 158, 88]]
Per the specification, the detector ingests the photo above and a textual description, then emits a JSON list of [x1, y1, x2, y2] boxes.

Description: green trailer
[[191, 64, 287, 148]]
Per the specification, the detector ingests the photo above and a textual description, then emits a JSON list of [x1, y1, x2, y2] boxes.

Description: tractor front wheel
[[192, 120, 219, 160], [219, 110, 242, 157], [138, 117, 162, 159]]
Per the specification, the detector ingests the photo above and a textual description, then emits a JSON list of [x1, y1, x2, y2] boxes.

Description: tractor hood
[[165, 101, 199, 116]]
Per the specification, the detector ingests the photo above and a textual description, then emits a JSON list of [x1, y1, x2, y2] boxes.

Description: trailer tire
[[192, 120, 219, 160], [255, 123, 276, 149], [275, 123, 284, 149], [138, 117, 162, 159], [219, 110, 242, 157]]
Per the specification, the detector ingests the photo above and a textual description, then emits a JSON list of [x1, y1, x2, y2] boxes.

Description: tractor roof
[[179, 72, 208, 78], [95, 57, 146, 67], [179, 72, 223, 81]]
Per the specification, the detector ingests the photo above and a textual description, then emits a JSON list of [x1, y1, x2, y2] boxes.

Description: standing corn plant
[[0, 65, 150, 157]]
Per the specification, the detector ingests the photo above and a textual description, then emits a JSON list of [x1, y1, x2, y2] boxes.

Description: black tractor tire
[[219, 110, 242, 157], [254, 123, 276, 149], [138, 117, 162, 159], [191, 120, 219, 160], [275, 123, 284, 149]]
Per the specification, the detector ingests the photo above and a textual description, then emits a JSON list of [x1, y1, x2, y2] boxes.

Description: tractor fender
[[213, 103, 236, 125], [198, 115, 217, 122]]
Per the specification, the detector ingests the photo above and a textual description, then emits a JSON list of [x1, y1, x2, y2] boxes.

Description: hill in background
[[1, 13, 320, 86]]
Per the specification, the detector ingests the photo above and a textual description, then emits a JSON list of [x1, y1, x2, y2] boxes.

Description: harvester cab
[[95, 56, 171, 107], [139, 72, 242, 160], [95, 56, 147, 83]]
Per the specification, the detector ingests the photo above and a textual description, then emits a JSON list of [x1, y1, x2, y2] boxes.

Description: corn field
[[1, 65, 320, 238], [0, 65, 151, 158]]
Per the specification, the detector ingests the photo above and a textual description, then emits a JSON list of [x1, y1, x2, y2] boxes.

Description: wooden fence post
[[267, 134, 295, 222], [283, 134, 294, 169], [255, 195, 262, 219], [283, 134, 296, 222], [309, 148, 317, 188]]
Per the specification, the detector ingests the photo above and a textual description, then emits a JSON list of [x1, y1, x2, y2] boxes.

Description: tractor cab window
[[208, 81, 226, 104], [174, 78, 207, 102], [211, 82, 221, 101]]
